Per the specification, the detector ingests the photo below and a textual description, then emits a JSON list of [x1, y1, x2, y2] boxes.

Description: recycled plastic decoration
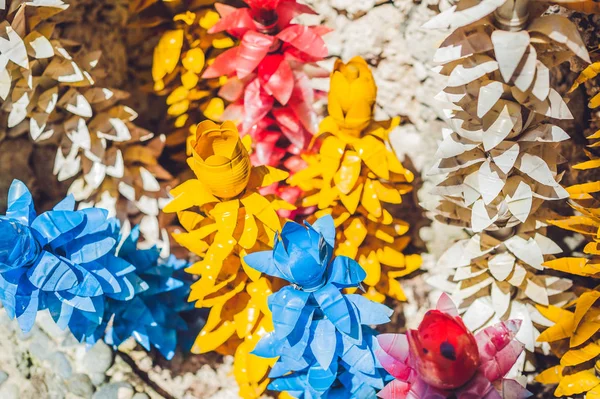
[[201, 0, 329, 213], [102, 225, 194, 360], [289, 56, 421, 303], [375, 294, 528, 398], [151, 0, 234, 165], [245, 214, 393, 398], [423, 0, 590, 354], [163, 120, 293, 398], [0, 0, 172, 250], [0, 179, 147, 341]]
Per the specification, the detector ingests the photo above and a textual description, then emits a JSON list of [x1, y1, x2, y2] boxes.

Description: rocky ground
[[1, 0, 596, 398]]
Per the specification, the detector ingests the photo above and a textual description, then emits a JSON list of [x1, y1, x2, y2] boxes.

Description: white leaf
[[25, 32, 54, 59], [524, 277, 549, 306], [482, 101, 522, 151], [423, 0, 506, 30], [488, 252, 515, 281], [447, 56, 499, 87], [505, 235, 544, 270], [463, 171, 480, 206], [478, 160, 504, 204], [118, 182, 136, 202], [139, 167, 160, 192], [505, 180, 532, 223], [135, 195, 159, 216], [532, 89, 573, 120], [8, 92, 29, 128], [533, 233, 562, 255], [530, 62, 550, 102], [477, 80, 506, 118], [514, 45, 537, 92], [0, 23, 28, 69], [84, 162, 106, 190], [490, 141, 519, 174], [507, 263, 527, 286], [434, 132, 478, 159], [0, 67, 10, 100], [66, 118, 91, 150], [462, 297, 495, 331], [472, 199, 498, 232], [54, 145, 81, 181], [510, 301, 535, 352], [106, 149, 124, 178], [519, 123, 569, 143], [528, 15, 590, 63], [434, 25, 493, 64], [491, 282, 511, 318], [516, 153, 558, 187], [491, 30, 530, 83]]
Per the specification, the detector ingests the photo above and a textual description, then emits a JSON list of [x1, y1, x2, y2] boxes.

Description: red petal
[[210, 4, 254, 37], [241, 78, 274, 132], [261, 56, 294, 105], [237, 31, 275, 79], [218, 76, 247, 102], [276, 0, 317, 28], [272, 107, 307, 149], [277, 25, 328, 59], [288, 72, 318, 134], [202, 47, 238, 78]]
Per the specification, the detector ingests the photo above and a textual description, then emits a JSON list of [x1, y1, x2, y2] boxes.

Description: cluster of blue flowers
[[0, 180, 194, 359], [245, 215, 392, 398]]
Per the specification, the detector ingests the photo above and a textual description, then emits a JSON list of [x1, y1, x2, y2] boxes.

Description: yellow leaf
[[591, 92, 600, 109], [210, 200, 240, 238], [355, 135, 390, 180], [543, 257, 594, 277], [574, 291, 600, 329], [574, 159, 600, 170], [241, 192, 281, 233], [362, 179, 382, 218], [387, 277, 407, 301], [320, 136, 345, 184], [377, 246, 406, 268], [536, 305, 575, 343], [571, 62, 600, 92], [334, 151, 361, 195], [164, 179, 218, 213], [374, 180, 402, 204], [248, 165, 289, 189], [535, 365, 564, 385], [238, 214, 258, 250], [193, 321, 237, 354], [339, 183, 362, 214], [561, 342, 600, 366], [360, 251, 381, 287], [555, 369, 600, 397]]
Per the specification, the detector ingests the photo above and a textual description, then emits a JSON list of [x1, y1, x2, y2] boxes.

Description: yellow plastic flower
[[328, 56, 378, 132], [151, 1, 233, 162], [164, 121, 293, 398], [289, 57, 421, 303], [570, 53, 600, 109]]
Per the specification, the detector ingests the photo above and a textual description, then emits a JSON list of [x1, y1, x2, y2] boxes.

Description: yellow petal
[[377, 246, 406, 268], [248, 165, 289, 188], [561, 342, 600, 366], [334, 151, 361, 195], [360, 251, 381, 287], [181, 70, 199, 89], [152, 30, 184, 82], [241, 249, 262, 282], [239, 214, 258, 250], [210, 200, 240, 238], [574, 159, 600, 170], [363, 286, 386, 303], [374, 180, 402, 204], [387, 276, 407, 302], [320, 136, 345, 184], [361, 179, 382, 218], [543, 257, 595, 277], [203, 97, 225, 121], [182, 48, 205, 74], [193, 321, 237, 354], [199, 10, 220, 30], [339, 183, 363, 214], [555, 369, 600, 397], [241, 192, 281, 233], [355, 135, 390, 180], [164, 179, 219, 213], [574, 291, 600, 329], [535, 365, 564, 385]]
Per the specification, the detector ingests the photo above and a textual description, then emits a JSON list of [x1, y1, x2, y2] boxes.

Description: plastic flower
[[423, 0, 590, 352], [0, 1, 172, 250], [101, 226, 194, 360], [163, 120, 292, 397], [245, 215, 393, 398], [151, 0, 235, 166], [376, 294, 528, 399], [201, 0, 329, 196], [289, 57, 420, 303], [570, 52, 600, 109], [0, 180, 146, 341]]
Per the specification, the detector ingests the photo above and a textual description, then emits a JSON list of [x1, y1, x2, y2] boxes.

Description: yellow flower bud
[[328, 56, 377, 132], [189, 120, 252, 199]]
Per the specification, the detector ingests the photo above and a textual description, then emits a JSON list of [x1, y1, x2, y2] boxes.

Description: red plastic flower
[[375, 294, 529, 399]]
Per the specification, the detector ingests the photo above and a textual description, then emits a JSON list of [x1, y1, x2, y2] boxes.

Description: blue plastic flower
[[0, 180, 147, 340], [245, 215, 393, 398], [102, 226, 196, 360]]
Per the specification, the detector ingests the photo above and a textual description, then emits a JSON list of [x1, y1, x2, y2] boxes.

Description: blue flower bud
[[0, 218, 39, 273]]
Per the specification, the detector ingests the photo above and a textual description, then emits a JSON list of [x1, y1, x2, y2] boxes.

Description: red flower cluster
[[203, 0, 329, 217]]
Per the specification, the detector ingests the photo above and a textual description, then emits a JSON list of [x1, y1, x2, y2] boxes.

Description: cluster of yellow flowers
[[164, 120, 294, 398], [152, 0, 232, 163], [289, 57, 421, 303]]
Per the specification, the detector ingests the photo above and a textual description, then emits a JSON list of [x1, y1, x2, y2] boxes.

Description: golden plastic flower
[[570, 53, 600, 109], [289, 57, 421, 303], [150, 0, 233, 163], [328, 56, 377, 132], [164, 121, 293, 398]]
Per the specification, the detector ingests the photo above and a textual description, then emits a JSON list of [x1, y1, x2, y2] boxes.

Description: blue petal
[[340, 331, 376, 376], [6, 180, 36, 225], [268, 373, 307, 393], [64, 234, 117, 264], [252, 331, 285, 358], [309, 319, 337, 371], [27, 251, 79, 291], [313, 283, 352, 335], [31, 211, 85, 247], [328, 256, 366, 288], [244, 250, 287, 280], [346, 294, 392, 325], [309, 215, 335, 248], [269, 287, 311, 340], [307, 361, 338, 393], [52, 195, 76, 212]]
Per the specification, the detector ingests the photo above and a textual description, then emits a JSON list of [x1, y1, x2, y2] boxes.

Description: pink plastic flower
[[375, 294, 530, 399]]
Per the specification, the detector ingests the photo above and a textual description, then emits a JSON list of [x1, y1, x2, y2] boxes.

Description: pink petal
[[218, 76, 248, 102], [288, 72, 318, 134], [277, 25, 328, 59], [378, 380, 411, 399], [202, 47, 238, 78], [276, 0, 317, 28], [376, 334, 415, 381], [262, 57, 294, 105], [241, 79, 274, 133], [475, 320, 523, 382], [272, 107, 307, 149], [455, 372, 497, 399], [209, 4, 255, 36], [237, 31, 275, 79], [407, 378, 448, 399], [436, 293, 459, 317], [501, 379, 532, 399]]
